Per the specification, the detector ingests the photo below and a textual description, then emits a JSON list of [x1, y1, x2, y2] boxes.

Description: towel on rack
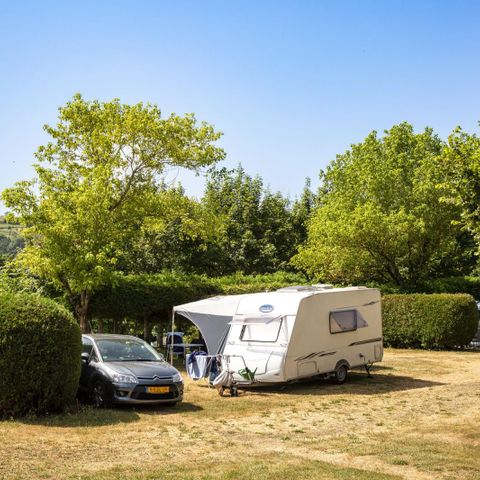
[[186, 352, 210, 380]]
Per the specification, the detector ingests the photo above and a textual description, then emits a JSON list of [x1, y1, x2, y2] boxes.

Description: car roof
[[82, 333, 142, 341]]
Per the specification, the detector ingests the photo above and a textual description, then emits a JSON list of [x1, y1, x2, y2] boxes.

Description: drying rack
[[215, 354, 268, 397]]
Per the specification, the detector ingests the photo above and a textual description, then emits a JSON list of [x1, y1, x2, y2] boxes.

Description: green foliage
[[91, 273, 215, 319], [110, 168, 315, 277], [441, 127, 480, 248], [1, 94, 225, 331], [290, 177, 315, 248], [0, 263, 51, 296], [216, 271, 307, 294], [293, 123, 471, 286], [382, 293, 478, 349], [0, 291, 81, 417], [119, 184, 225, 275], [199, 166, 299, 274], [90, 271, 307, 319], [0, 217, 24, 262], [421, 276, 480, 298]]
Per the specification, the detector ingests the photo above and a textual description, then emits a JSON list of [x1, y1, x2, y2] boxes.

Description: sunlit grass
[[1, 349, 479, 480]]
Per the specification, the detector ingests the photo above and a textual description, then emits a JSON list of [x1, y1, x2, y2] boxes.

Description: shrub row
[[90, 271, 307, 319], [382, 293, 478, 349], [0, 291, 81, 418]]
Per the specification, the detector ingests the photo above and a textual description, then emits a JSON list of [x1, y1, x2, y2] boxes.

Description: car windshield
[[96, 338, 162, 362]]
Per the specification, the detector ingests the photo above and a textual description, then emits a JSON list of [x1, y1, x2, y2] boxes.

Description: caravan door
[[223, 315, 289, 382]]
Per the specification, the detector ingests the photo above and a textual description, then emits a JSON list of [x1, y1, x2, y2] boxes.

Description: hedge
[[382, 293, 478, 349], [0, 291, 81, 418], [90, 271, 307, 319]]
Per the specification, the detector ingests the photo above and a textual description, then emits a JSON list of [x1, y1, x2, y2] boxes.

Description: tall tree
[[293, 123, 468, 286], [2, 95, 225, 332], [291, 177, 315, 247], [201, 166, 296, 274], [441, 127, 480, 248], [119, 184, 225, 275]]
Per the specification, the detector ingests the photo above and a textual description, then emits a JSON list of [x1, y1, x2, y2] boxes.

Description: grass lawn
[[1, 349, 479, 480]]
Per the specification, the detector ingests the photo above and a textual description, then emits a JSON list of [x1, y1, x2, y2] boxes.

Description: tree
[[292, 123, 469, 287], [118, 184, 225, 275], [291, 177, 315, 247], [200, 166, 297, 274], [441, 127, 480, 250], [2, 94, 225, 332]]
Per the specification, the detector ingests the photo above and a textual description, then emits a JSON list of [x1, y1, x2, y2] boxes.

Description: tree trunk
[[157, 318, 164, 348], [113, 317, 119, 334], [143, 315, 152, 342], [134, 318, 139, 336], [75, 291, 91, 333], [98, 318, 104, 333]]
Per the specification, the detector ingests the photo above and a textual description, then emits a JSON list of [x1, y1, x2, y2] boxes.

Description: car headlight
[[111, 373, 138, 384], [172, 372, 183, 383]]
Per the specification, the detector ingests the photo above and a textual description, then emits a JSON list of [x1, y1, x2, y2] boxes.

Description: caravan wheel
[[333, 365, 348, 385]]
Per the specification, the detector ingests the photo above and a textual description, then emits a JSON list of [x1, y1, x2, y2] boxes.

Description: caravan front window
[[240, 317, 283, 342]]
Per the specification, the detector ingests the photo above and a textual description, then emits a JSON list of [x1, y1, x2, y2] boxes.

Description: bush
[[0, 291, 81, 418], [422, 276, 480, 298], [90, 271, 307, 319], [382, 293, 478, 349]]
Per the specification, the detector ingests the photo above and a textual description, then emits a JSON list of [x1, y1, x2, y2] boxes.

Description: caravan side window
[[329, 310, 357, 334]]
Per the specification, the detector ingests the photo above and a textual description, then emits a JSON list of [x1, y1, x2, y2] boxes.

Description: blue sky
[[1, 0, 480, 209]]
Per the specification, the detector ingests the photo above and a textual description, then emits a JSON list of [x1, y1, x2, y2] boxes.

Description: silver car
[[79, 334, 184, 407]]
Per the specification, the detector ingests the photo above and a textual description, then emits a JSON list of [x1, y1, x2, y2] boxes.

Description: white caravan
[[173, 285, 383, 385]]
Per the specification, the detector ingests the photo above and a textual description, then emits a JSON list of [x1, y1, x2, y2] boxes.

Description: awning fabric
[[173, 295, 248, 354]]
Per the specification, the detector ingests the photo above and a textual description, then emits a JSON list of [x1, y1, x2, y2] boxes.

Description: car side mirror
[[81, 352, 90, 364]]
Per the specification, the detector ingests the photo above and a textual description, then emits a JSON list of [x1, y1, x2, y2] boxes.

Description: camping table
[[165, 343, 205, 361]]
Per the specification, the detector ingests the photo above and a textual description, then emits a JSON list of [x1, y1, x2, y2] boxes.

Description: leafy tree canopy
[[441, 126, 480, 246], [293, 123, 472, 287], [112, 168, 316, 277], [1, 94, 225, 331], [119, 184, 226, 274], [201, 166, 297, 274]]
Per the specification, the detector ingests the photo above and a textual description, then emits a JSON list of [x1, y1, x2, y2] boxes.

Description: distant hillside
[[0, 216, 24, 257]]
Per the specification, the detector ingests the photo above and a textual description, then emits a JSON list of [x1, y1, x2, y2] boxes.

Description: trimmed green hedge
[[90, 271, 307, 319], [382, 293, 478, 349], [0, 291, 81, 418]]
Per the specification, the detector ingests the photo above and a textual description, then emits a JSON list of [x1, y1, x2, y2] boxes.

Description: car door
[[80, 337, 98, 392]]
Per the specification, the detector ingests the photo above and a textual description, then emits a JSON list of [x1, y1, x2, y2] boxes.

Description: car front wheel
[[90, 379, 112, 408]]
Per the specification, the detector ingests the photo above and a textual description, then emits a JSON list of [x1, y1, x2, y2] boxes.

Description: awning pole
[[170, 308, 175, 364]]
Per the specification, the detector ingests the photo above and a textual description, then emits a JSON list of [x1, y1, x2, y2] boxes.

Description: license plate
[[147, 386, 170, 394]]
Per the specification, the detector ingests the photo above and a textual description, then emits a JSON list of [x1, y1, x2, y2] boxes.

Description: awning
[[173, 294, 248, 354]]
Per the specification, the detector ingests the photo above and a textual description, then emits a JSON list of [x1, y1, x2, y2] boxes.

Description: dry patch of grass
[[1, 349, 479, 480]]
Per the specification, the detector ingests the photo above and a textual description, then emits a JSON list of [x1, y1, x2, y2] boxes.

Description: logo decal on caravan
[[259, 304, 274, 313]]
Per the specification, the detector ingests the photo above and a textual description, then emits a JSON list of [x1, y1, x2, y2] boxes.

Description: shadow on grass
[[16, 401, 202, 427], [231, 371, 445, 397], [131, 401, 203, 416], [367, 364, 394, 371]]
